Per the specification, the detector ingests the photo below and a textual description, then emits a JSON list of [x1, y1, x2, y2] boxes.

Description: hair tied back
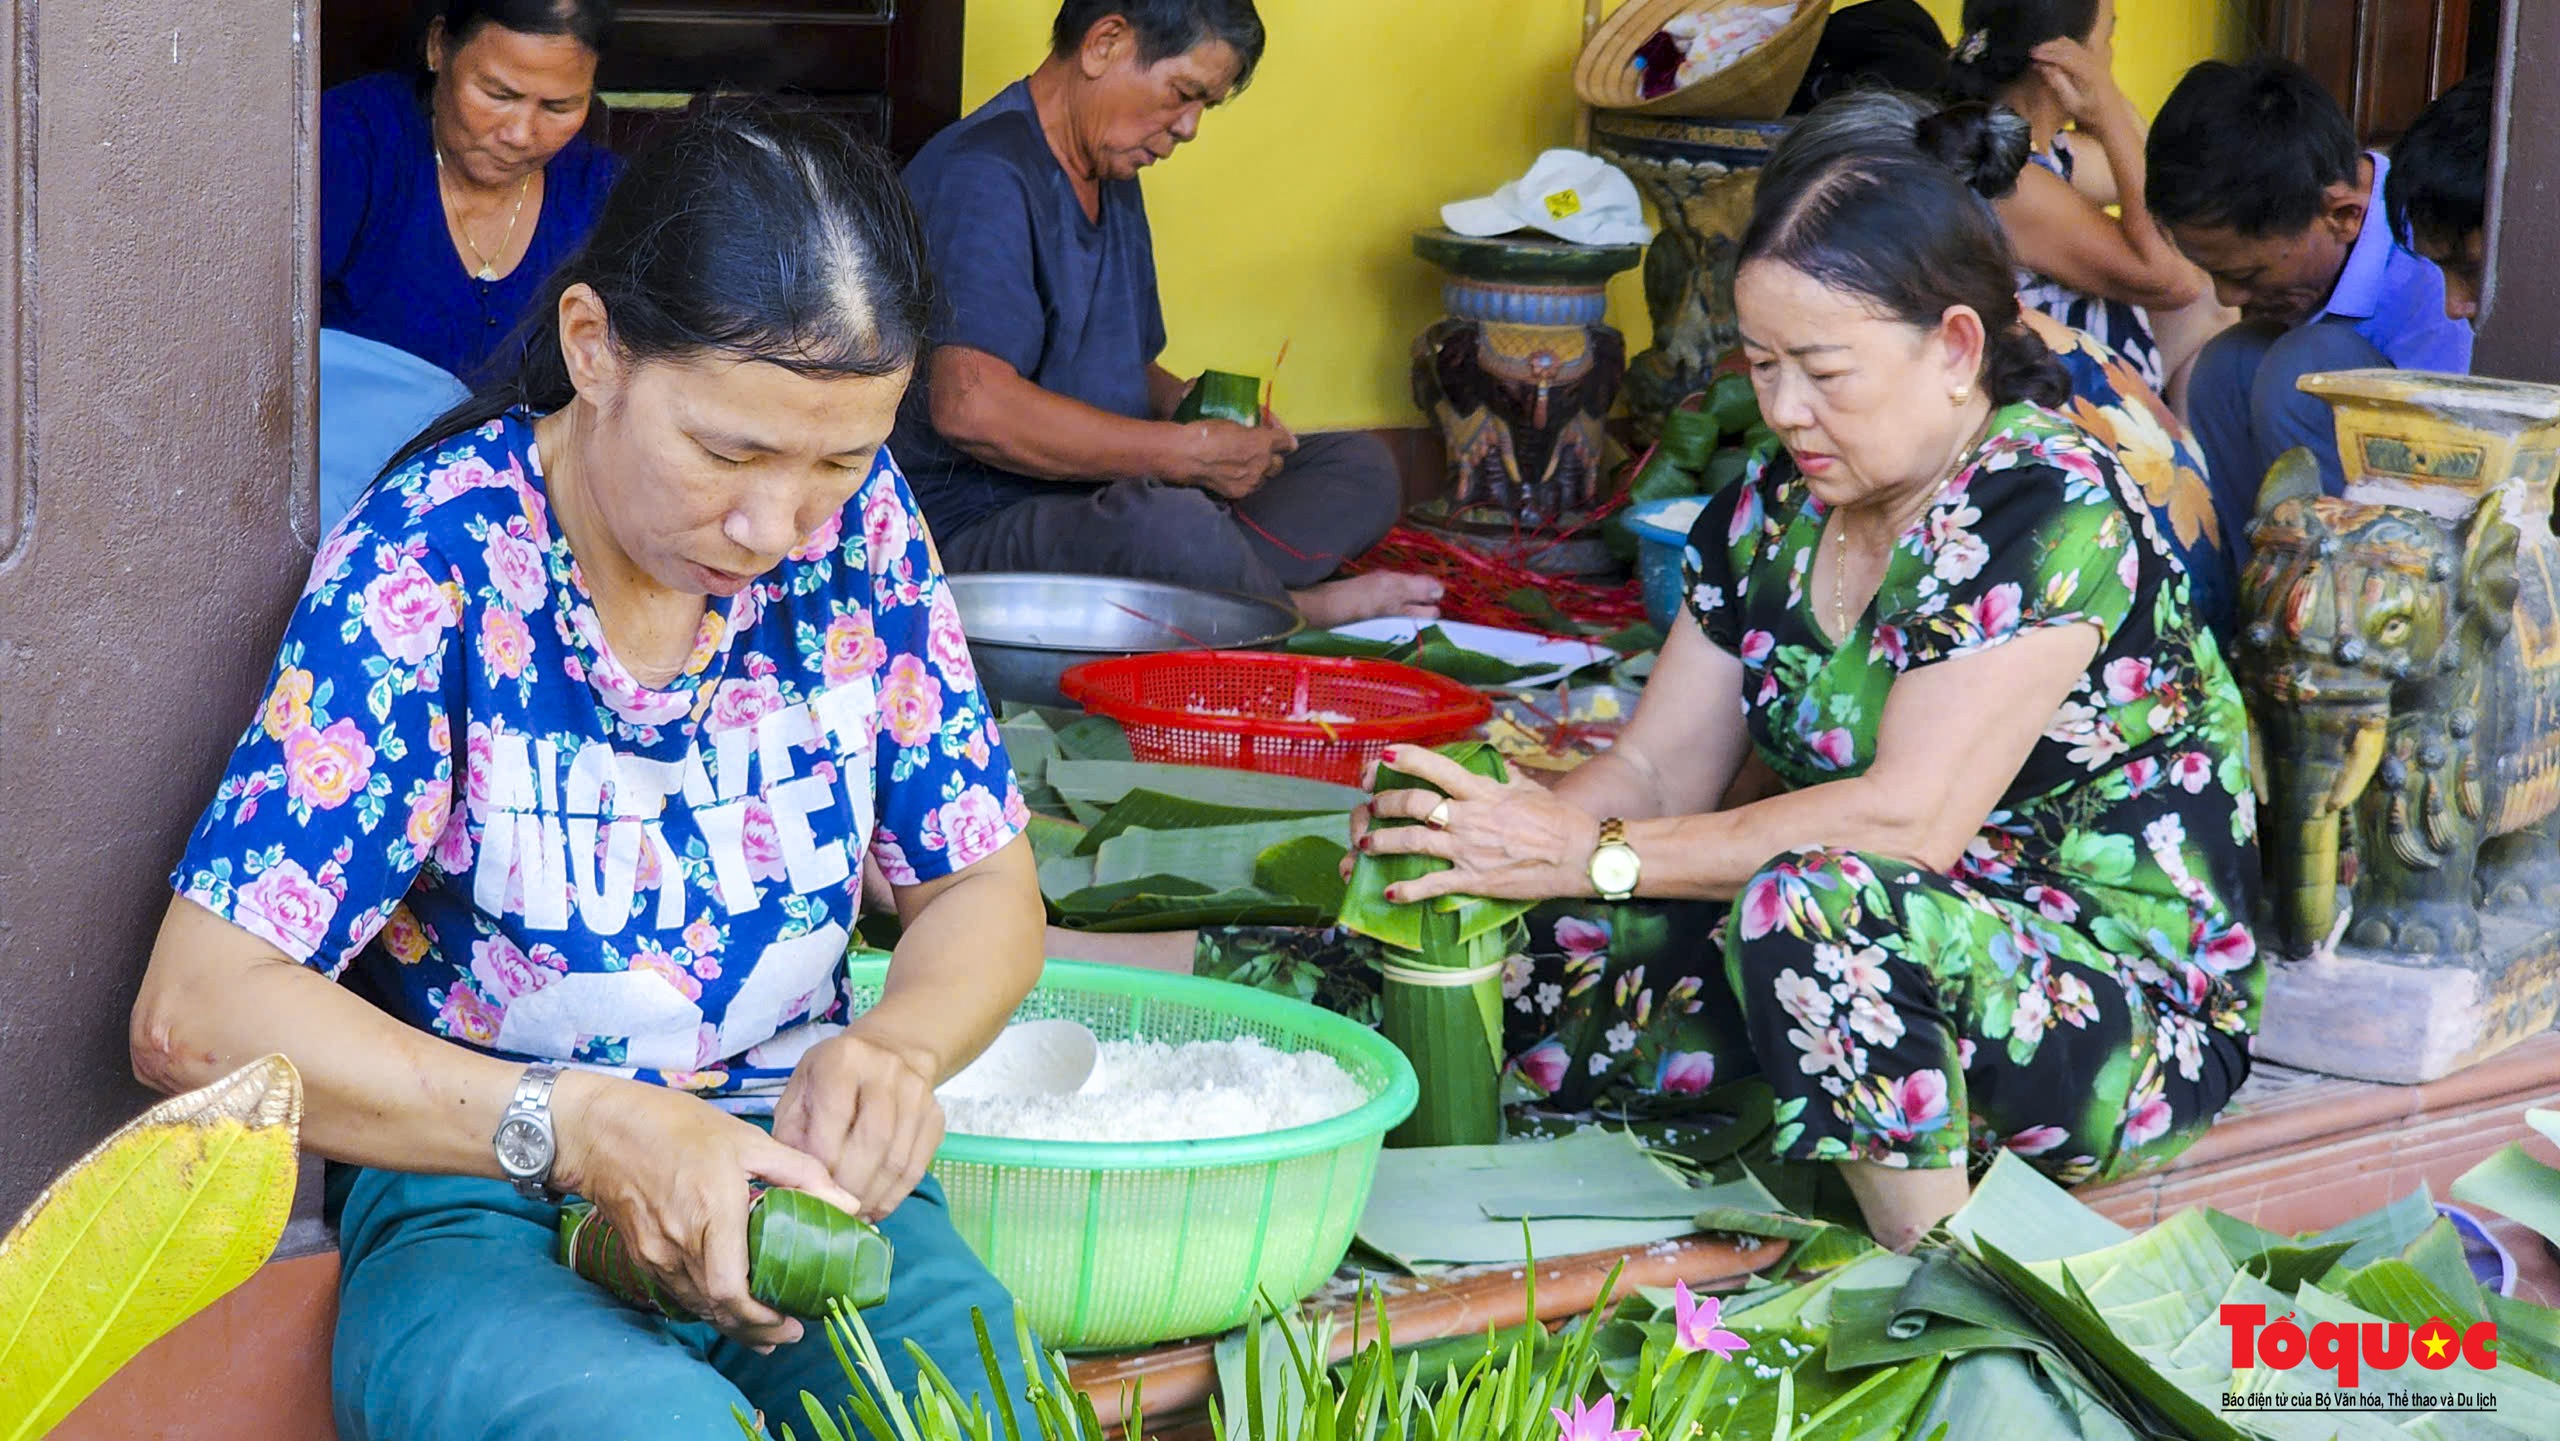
[[1912, 101, 2035, 200]]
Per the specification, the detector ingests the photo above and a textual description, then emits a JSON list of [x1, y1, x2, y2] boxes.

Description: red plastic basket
[[1057, 651, 1495, 786]]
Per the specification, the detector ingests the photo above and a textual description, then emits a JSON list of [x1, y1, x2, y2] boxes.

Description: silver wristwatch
[[493, 1061, 564, 1201]]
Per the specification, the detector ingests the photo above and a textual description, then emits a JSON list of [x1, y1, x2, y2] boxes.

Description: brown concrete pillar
[[2474, 0, 2555, 382], [0, 0, 317, 1220]]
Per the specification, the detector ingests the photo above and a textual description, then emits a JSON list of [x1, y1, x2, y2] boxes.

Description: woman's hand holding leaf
[[1357, 745, 1603, 903], [552, 1072, 859, 1350]]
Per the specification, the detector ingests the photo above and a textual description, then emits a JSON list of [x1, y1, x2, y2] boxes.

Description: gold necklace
[[435, 146, 532, 282]]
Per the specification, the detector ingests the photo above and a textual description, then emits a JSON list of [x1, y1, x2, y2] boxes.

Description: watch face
[[496, 1116, 551, 1176], [1593, 847, 1641, 895]]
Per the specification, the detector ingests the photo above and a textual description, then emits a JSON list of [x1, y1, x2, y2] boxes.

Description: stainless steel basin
[[947, 573, 1302, 707]]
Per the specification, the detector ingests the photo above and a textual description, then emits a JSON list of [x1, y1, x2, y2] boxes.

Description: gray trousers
[[937, 432, 1403, 601], [2187, 318, 2389, 563]]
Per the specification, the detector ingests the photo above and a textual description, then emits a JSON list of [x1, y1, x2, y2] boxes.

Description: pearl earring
[[1952, 385, 1972, 405]]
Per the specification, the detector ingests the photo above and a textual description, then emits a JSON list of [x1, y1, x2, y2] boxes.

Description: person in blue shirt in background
[[2385, 73, 2494, 325], [2144, 59, 2472, 557], [323, 0, 622, 386]]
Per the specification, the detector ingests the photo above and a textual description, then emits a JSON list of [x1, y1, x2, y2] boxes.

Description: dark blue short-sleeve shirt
[[322, 72, 623, 383], [890, 80, 1169, 541]]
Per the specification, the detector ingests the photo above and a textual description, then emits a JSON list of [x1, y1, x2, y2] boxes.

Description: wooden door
[[2260, 0, 2493, 141], [0, 0, 321, 1219]]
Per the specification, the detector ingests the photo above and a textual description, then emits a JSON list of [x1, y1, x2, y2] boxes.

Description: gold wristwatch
[[1588, 819, 1640, 901]]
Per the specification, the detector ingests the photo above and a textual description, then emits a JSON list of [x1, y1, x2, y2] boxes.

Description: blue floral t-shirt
[[173, 414, 1025, 1109]]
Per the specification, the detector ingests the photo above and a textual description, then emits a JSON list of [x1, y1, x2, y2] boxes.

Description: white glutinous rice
[[940, 1035, 1369, 1142]]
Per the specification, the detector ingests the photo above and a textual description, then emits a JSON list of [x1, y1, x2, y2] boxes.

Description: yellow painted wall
[[959, 0, 2248, 430]]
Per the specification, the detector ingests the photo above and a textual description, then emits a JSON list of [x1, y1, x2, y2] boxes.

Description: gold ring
[[1424, 799, 1452, 830]]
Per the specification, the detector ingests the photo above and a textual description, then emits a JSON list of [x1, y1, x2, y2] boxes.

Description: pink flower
[[260, 667, 315, 741], [1551, 1393, 1641, 1441], [821, 609, 888, 687], [285, 719, 377, 811], [239, 860, 338, 957], [1512, 1040, 1569, 1096], [470, 934, 553, 1002], [881, 653, 943, 748], [304, 524, 365, 600], [437, 981, 504, 1044], [1671, 1280, 1749, 1358], [789, 509, 845, 563], [1552, 916, 1611, 959], [2024, 885, 2080, 923], [1739, 629, 1776, 665], [1884, 1070, 1951, 1140], [433, 805, 475, 873], [2004, 1125, 2071, 1157], [1726, 484, 1764, 543], [684, 916, 721, 956], [2122, 1092, 2173, 1149], [1869, 624, 1909, 668], [935, 786, 1010, 863], [708, 673, 785, 733], [421, 453, 503, 508], [861, 482, 914, 563], [2103, 657, 2156, 705], [741, 799, 789, 882], [631, 946, 702, 1002], [2169, 752, 2214, 794], [482, 527, 548, 613], [926, 587, 978, 689], [478, 608, 534, 679], [1656, 1051, 1716, 1096], [362, 553, 460, 666], [1808, 728, 1856, 769], [2122, 756, 2161, 793], [1969, 582, 2023, 640], [2195, 919, 2255, 974], [1738, 871, 1789, 940]]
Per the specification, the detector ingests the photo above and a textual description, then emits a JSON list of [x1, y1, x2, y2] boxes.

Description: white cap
[[1440, 150, 1653, 247]]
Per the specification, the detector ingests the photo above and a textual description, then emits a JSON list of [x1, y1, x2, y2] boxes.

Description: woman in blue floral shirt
[[132, 106, 1045, 1441]]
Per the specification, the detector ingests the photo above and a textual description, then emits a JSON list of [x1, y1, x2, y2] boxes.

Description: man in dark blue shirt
[[893, 0, 1440, 626]]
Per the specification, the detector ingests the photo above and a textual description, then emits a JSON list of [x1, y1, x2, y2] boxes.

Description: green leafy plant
[[0, 1054, 304, 1441]]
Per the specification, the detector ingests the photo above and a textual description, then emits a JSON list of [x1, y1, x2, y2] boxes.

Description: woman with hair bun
[[1768, 89, 2234, 637], [1944, 0, 2218, 398], [1339, 121, 2262, 1250]]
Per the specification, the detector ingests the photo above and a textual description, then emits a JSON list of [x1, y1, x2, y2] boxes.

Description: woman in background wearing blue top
[[323, 0, 623, 383], [137, 102, 1044, 1441]]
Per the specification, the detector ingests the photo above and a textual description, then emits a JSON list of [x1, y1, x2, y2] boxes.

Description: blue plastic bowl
[[1623, 498, 1706, 632]]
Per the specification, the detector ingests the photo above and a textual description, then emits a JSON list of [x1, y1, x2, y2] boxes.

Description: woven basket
[[1574, 0, 1832, 120]]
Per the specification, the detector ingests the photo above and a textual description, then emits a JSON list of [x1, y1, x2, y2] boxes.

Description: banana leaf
[[0, 1054, 303, 1441], [1252, 835, 1350, 914], [1074, 788, 1343, 857], [2306, 1184, 2442, 1270], [1380, 939, 1509, 1147], [2452, 1143, 2560, 1251], [1092, 817, 1352, 890], [1023, 813, 1088, 863], [1173, 369, 1261, 425], [1046, 759, 1365, 813], [1966, 1236, 2248, 1441], [1945, 1150, 2130, 1262], [1282, 625, 1542, 687], [1337, 743, 1537, 952], [1050, 876, 1327, 932], [1705, 373, 1762, 437], [561, 1187, 892, 1322], [2288, 1278, 2560, 1430], [1037, 852, 1097, 904]]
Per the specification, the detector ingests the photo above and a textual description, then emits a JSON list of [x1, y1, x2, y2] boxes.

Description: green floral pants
[[1197, 847, 2248, 1185]]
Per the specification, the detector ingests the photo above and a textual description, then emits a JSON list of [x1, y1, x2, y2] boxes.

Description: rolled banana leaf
[[1339, 741, 1538, 952], [1380, 924, 1515, 1147], [1342, 741, 1532, 1147], [559, 1187, 893, 1321], [1173, 369, 1263, 425]]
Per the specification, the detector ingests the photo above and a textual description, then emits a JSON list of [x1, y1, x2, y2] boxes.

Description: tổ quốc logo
[[2218, 1304, 2500, 1414]]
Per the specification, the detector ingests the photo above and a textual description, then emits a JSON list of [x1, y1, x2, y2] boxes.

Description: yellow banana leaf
[[0, 1054, 303, 1441]]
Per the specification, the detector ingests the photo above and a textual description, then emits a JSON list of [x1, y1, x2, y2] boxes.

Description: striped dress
[[2016, 136, 2166, 393]]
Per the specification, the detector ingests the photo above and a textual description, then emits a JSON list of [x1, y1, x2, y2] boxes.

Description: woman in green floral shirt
[[1355, 112, 2261, 1250]]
